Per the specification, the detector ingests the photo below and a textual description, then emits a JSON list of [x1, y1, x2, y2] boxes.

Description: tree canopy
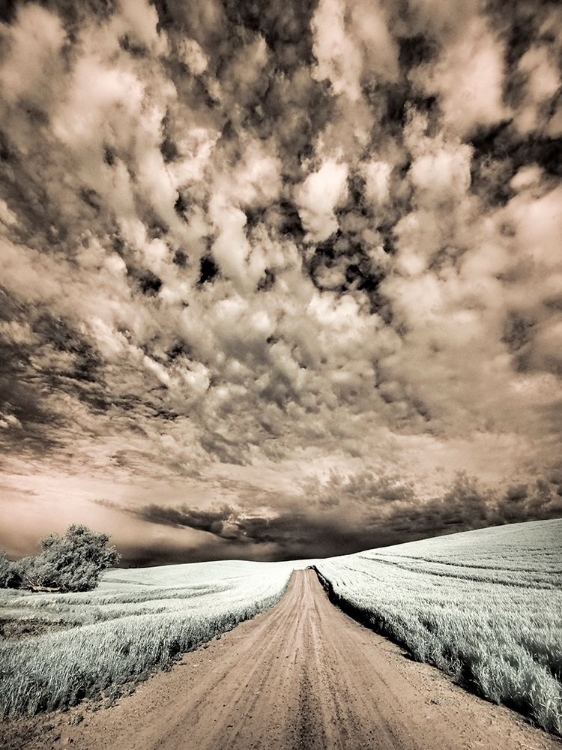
[[1, 525, 120, 592]]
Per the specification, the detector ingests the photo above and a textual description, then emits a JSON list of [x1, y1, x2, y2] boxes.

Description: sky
[[0, 0, 561, 565]]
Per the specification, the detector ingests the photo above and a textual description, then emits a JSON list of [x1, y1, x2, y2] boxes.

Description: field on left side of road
[[0, 559, 296, 717]]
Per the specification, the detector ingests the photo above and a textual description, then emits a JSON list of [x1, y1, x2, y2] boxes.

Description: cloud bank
[[0, 0, 561, 562]]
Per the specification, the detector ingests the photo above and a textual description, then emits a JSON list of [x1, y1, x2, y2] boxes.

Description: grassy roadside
[[0, 561, 293, 717], [315, 520, 562, 737]]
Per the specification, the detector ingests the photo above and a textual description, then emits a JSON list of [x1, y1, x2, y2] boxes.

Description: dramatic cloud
[[0, 0, 561, 563]]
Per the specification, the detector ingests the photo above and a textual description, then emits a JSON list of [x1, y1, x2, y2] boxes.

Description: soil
[[0, 617, 72, 640], [3, 570, 561, 750]]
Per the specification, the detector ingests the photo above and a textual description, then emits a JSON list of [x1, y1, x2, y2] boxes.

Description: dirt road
[[6, 570, 560, 750]]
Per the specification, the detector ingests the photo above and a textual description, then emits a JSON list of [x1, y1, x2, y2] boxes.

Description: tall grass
[[0, 560, 293, 716], [316, 519, 562, 736]]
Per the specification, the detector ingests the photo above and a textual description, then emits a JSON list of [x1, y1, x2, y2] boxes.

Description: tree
[[0, 551, 22, 588], [13, 525, 120, 592]]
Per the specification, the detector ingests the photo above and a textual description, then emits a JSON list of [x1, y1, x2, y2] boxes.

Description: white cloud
[[409, 142, 472, 207], [510, 165, 544, 194], [311, 0, 398, 102], [118, 0, 167, 55], [362, 160, 392, 207], [0, 199, 18, 227], [411, 17, 509, 136], [311, 0, 363, 101], [176, 38, 208, 74], [296, 160, 348, 242], [515, 45, 561, 134], [0, 4, 66, 107], [507, 184, 562, 271]]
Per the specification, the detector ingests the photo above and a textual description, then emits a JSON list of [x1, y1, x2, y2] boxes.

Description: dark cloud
[[97, 470, 562, 563], [198, 255, 220, 285], [134, 503, 231, 535], [0, 0, 18, 24]]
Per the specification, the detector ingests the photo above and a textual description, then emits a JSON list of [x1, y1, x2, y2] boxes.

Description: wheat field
[[0, 559, 294, 716], [316, 519, 562, 735]]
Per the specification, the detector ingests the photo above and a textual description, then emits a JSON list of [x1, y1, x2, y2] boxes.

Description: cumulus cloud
[[0, 4, 66, 108], [311, 0, 398, 101], [0, 0, 561, 562], [410, 15, 510, 137], [296, 159, 348, 242], [515, 45, 561, 134]]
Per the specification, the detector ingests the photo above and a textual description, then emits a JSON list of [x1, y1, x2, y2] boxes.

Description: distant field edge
[[310, 565, 562, 740]]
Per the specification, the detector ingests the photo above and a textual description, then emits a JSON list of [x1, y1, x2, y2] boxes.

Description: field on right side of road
[[315, 519, 562, 736]]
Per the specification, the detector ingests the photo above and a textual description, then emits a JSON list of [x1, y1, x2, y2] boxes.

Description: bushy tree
[[0, 551, 22, 588], [13, 525, 120, 592]]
